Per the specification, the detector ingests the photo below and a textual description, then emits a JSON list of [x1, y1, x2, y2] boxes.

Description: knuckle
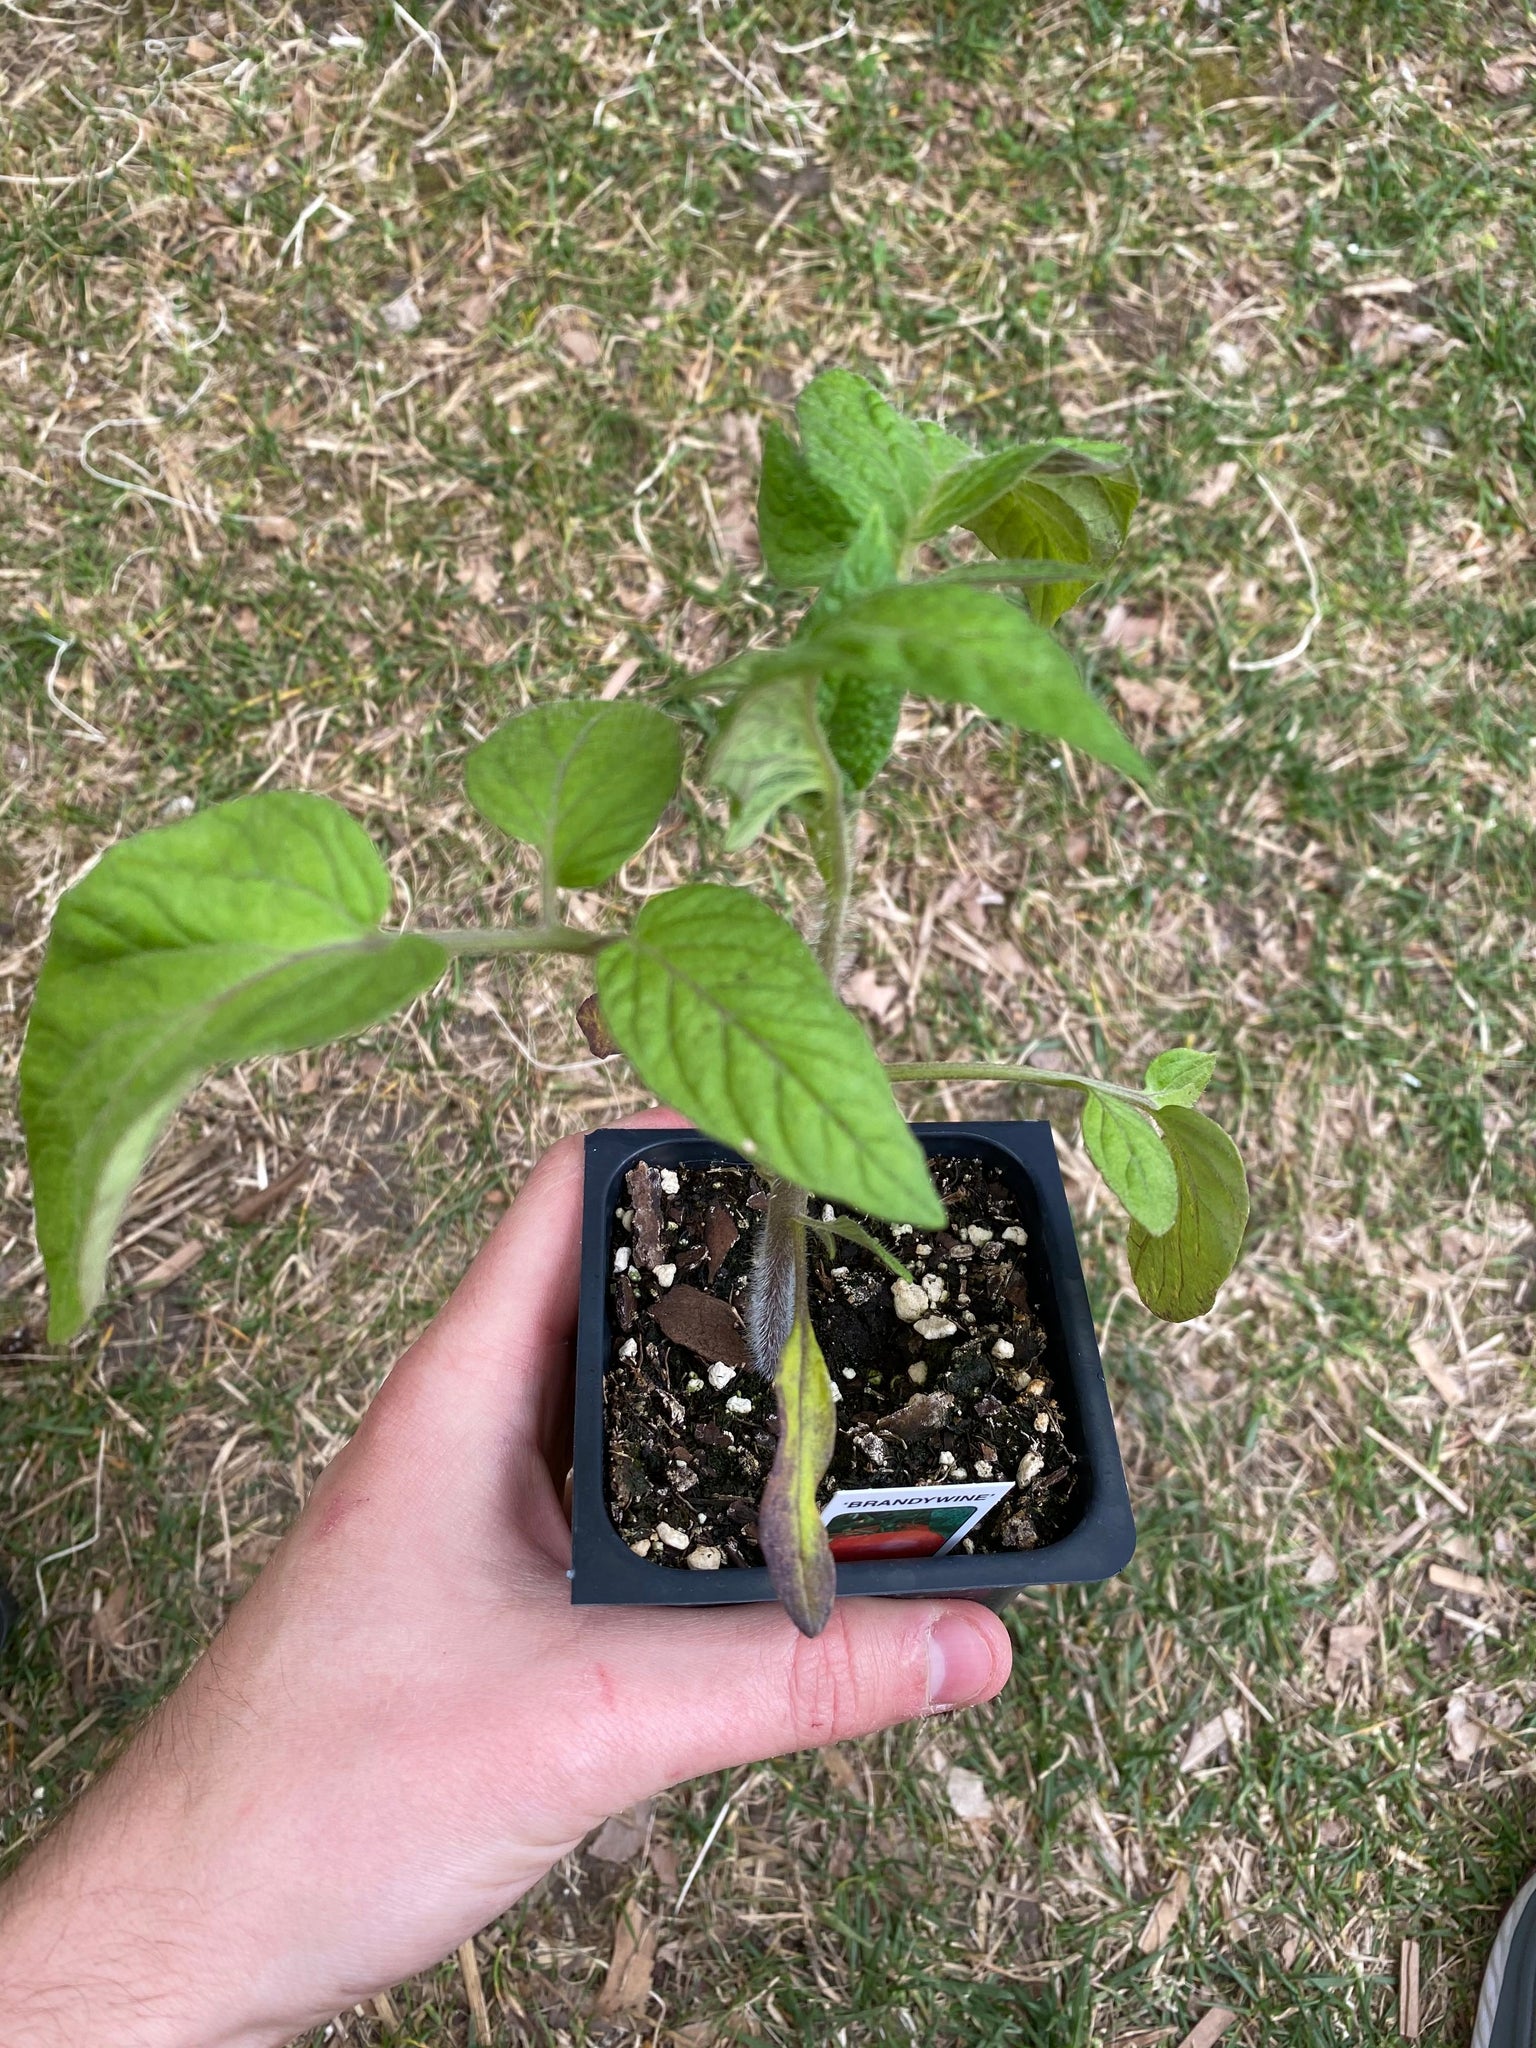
[[782, 1607, 879, 1747]]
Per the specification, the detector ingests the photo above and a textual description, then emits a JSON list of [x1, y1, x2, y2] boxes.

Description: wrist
[[0, 1747, 270, 2048]]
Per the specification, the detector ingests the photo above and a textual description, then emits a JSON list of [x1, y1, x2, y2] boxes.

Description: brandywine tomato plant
[[18, 371, 1247, 1635]]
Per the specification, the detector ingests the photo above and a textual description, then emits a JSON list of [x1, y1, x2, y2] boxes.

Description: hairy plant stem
[[743, 687, 851, 1383], [884, 1059, 1149, 1107], [748, 1176, 806, 1381], [803, 676, 852, 985], [420, 925, 608, 959]]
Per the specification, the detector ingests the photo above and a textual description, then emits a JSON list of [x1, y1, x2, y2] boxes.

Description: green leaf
[[465, 700, 681, 889], [759, 1305, 837, 1637], [917, 420, 974, 477], [1144, 1048, 1217, 1108], [967, 439, 1140, 625], [818, 673, 904, 791], [802, 504, 901, 625], [19, 793, 446, 1342], [1080, 1092, 1178, 1237], [796, 369, 933, 538], [595, 883, 943, 1226], [706, 582, 1147, 782], [914, 445, 1058, 540], [927, 559, 1108, 593], [757, 420, 857, 588], [707, 676, 836, 852], [801, 505, 905, 791], [813, 1214, 916, 1285], [1126, 1106, 1249, 1322]]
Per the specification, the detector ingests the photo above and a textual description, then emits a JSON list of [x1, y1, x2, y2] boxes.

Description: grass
[[1, 1, 1533, 2041]]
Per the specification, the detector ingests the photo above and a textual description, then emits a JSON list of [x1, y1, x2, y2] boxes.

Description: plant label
[[820, 1481, 1015, 1562]]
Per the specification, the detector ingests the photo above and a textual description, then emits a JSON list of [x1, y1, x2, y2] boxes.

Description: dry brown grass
[[2, 2, 1534, 2042]]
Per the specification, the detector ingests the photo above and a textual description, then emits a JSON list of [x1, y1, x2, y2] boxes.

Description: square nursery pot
[[570, 1122, 1135, 1610]]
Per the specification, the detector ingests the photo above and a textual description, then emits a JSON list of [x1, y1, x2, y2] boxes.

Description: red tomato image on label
[[828, 1526, 948, 1562]]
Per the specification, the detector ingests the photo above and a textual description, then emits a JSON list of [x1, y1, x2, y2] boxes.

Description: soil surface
[[603, 1155, 1083, 1572]]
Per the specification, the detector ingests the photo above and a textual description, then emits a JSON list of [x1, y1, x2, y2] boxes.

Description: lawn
[[1, 2, 1533, 2042]]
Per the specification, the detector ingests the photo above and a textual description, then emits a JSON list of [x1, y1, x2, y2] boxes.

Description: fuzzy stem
[[803, 676, 852, 985], [748, 1176, 806, 1381], [884, 1059, 1148, 1107], [420, 926, 608, 959]]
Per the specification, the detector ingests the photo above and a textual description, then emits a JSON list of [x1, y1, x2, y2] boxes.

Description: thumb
[[568, 1597, 1012, 1806]]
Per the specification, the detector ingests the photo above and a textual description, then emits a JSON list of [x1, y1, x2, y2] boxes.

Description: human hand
[[0, 1111, 1012, 2047]]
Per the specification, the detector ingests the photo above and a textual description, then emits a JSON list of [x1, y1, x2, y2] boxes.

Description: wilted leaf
[[250, 513, 299, 544], [592, 1900, 656, 2020], [626, 1161, 663, 1270], [1112, 674, 1202, 736], [1446, 1693, 1490, 1763], [456, 556, 501, 603], [1176, 2010, 1238, 2048], [1098, 603, 1162, 655], [1138, 1869, 1191, 1954], [649, 1834, 680, 1893], [1343, 303, 1453, 367], [585, 1801, 653, 1863], [651, 1283, 752, 1368], [1409, 1332, 1464, 1405], [1325, 1622, 1372, 1688], [759, 1306, 837, 1636], [1179, 1706, 1243, 1772], [1444, 1688, 1521, 1762], [945, 1765, 994, 1821], [714, 487, 759, 568], [822, 1747, 860, 1793], [575, 991, 619, 1058], [90, 1582, 133, 1647], [1190, 461, 1241, 509], [558, 324, 601, 366], [880, 1390, 955, 1442], [704, 1204, 739, 1281], [379, 289, 420, 334], [746, 161, 833, 208], [845, 970, 901, 1023], [1485, 56, 1533, 96]]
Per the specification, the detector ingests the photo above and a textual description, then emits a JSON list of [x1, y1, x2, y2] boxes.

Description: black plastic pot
[[570, 1123, 1135, 1609]]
